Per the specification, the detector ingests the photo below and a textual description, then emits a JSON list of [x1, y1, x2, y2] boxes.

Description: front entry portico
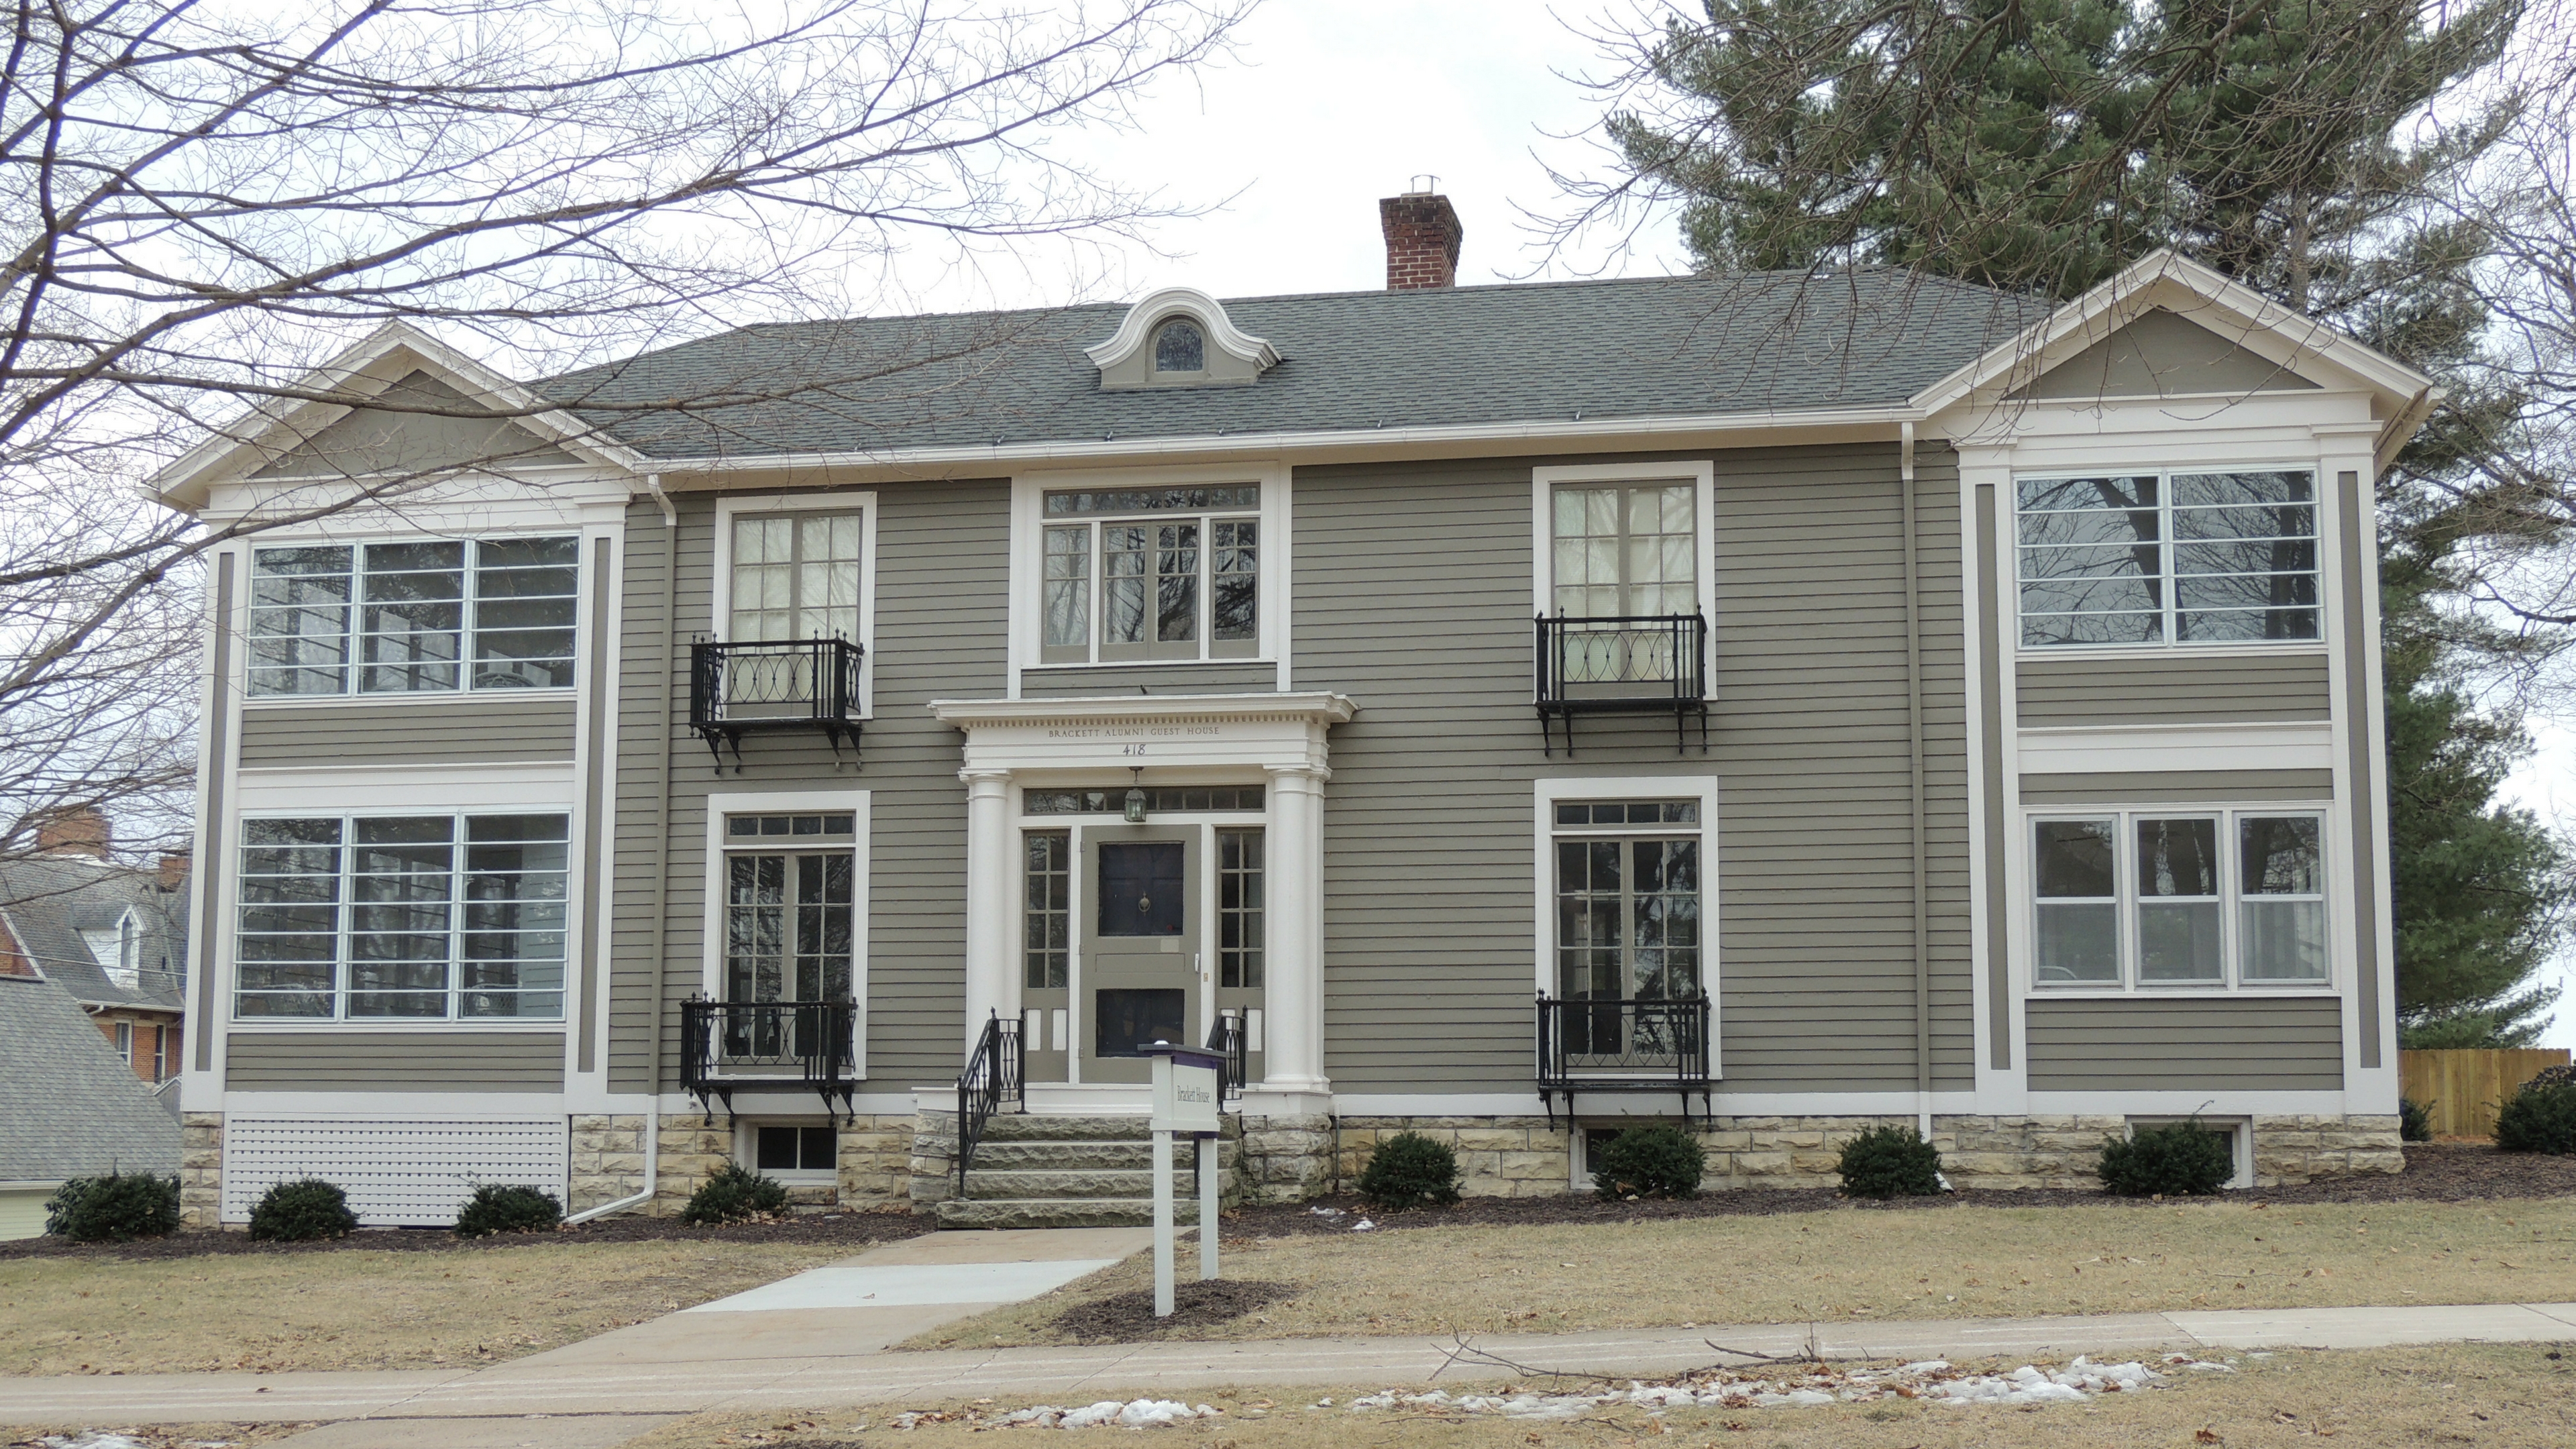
[[931, 693, 1355, 1116]]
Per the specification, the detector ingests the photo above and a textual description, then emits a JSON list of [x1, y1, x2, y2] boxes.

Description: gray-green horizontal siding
[[2024, 996, 2342, 1091], [607, 483, 1006, 1093], [224, 1032, 564, 1091], [1299, 443, 1974, 1094], [1020, 663, 1275, 697], [2018, 769, 2334, 804], [238, 698, 578, 766], [2017, 654, 2330, 727]]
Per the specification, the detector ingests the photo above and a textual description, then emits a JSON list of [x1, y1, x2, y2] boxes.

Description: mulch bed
[[1227, 1143, 2576, 1237], [0, 1203, 934, 1263], [1048, 1277, 1299, 1341]]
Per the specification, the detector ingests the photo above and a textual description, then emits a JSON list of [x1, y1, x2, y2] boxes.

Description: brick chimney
[[158, 849, 191, 891], [36, 806, 110, 861], [1380, 180, 1463, 290]]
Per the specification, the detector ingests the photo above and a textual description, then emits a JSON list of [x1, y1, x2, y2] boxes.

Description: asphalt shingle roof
[[0, 856, 187, 1012], [545, 270, 2047, 462], [0, 976, 182, 1181]]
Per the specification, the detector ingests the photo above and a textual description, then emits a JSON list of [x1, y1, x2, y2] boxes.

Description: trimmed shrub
[[1593, 1123, 1705, 1200], [2399, 1097, 2435, 1143], [45, 1172, 180, 1242], [2528, 1063, 2576, 1090], [2495, 1080, 2576, 1155], [680, 1162, 792, 1225], [1835, 1125, 1943, 1199], [1355, 1131, 1462, 1212], [2098, 1120, 2235, 1196], [453, 1183, 563, 1238], [248, 1178, 359, 1242]]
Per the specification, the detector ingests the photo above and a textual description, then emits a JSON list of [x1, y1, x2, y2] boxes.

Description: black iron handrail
[[1536, 992, 1713, 1126], [1534, 612, 1709, 755], [689, 637, 864, 769], [1209, 1010, 1248, 1102], [955, 1011, 1024, 1197], [680, 997, 857, 1121]]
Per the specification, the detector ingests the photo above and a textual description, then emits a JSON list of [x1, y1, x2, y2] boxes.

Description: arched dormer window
[[1154, 319, 1205, 374]]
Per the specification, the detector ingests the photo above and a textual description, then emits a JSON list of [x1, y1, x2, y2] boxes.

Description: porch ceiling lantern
[[1125, 767, 1148, 823]]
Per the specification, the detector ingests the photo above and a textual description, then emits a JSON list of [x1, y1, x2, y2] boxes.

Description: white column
[[961, 767, 1016, 1056], [1263, 765, 1329, 1093]]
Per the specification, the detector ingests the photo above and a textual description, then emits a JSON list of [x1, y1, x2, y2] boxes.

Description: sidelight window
[[1024, 830, 1071, 989], [1218, 828, 1265, 988], [2032, 808, 2328, 988], [1038, 486, 1258, 663]]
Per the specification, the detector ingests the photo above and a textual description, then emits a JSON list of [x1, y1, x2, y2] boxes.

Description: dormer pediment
[[1087, 286, 1278, 390]]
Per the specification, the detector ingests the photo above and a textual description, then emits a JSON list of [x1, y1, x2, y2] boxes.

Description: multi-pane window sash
[[1024, 831, 1071, 990], [1218, 828, 1265, 988], [2015, 470, 2319, 647], [1551, 800, 1703, 1004], [730, 513, 862, 643], [246, 537, 579, 696], [1038, 486, 1258, 663], [2032, 809, 2328, 988], [234, 813, 569, 1020]]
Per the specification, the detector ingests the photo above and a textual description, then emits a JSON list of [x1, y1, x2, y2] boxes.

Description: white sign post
[[1144, 1041, 1224, 1318]]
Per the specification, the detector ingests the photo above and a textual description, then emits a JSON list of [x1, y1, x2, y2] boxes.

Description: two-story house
[[0, 811, 192, 1086], [154, 190, 2429, 1228]]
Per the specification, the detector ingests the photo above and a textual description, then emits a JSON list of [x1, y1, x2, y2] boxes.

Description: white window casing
[[1532, 775, 1722, 1078], [1530, 462, 1718, 621], [699, 789, 871, 1082], [710, 491, 879, 718], [2027, 804, 2332, 994]]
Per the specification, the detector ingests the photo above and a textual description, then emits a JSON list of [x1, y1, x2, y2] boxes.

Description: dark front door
[[1081, 830, 1199, 1083]]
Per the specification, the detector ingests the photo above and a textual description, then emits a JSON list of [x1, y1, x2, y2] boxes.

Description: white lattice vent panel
[[221, 1118, 568, 1226]]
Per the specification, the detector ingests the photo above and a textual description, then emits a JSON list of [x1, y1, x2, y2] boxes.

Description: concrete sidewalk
[[4, 1295, 2573, 1436]]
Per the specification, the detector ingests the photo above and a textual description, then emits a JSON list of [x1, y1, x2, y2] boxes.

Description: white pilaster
[[961, 767, 1016, 1055], [1263, 765, 1330, 1094]]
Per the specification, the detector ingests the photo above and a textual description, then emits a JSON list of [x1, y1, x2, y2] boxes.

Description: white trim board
[[698, 788, 873, 1081], [1529, 460, 1719, 622]]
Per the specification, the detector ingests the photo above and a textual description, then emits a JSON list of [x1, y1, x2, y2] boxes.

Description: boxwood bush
[[2098, 1120, 2235, 1196], [248, 1177, 359, 1241], [1355, 1130, 1461, 1212], [1593, 1123, 1705, 1200], [680, 1162, 792, 1225], [1835, 1125, 1943, 1199], [2495, 1079, 2576, 1155], [453, 1183, 563, 1237], [45, 1171, 180, 1242]]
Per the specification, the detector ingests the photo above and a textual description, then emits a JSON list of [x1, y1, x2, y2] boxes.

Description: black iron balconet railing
[[1208, 1010, 1248, 1102], [689, 636, 864, 769], [955, 1011, 1024, 1198], [1534, 612, 1709, 755], [1535, 992, 1713, 1126], [680, 997, 857, 1121]]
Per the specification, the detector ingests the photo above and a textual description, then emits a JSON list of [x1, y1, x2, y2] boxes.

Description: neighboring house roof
[[540, 270, 2052, 461], [0, 855, 188, 1013], [0, 975, 182, 1182]]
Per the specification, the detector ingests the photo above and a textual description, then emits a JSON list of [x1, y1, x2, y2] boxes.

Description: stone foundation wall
[[838, 1115, 914, 1205], [179, 1112, 223, 1228], [1236, 1113, 1334, 1204], [568, 1114, 649, 1214], [1335, 1116, 1574, 1197]]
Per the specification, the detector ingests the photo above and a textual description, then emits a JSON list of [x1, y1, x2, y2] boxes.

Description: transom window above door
[[731, 511, 862, 643], [1040, 485, 1258, 663]]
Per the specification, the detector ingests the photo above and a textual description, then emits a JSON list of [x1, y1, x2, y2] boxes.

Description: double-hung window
[[2032, 809, 2328, 988], [233, 812, 569, 1020], [246, 537, 580, 695], [1039, 486, 1258, 663], [2015, 470, 2318, 646]]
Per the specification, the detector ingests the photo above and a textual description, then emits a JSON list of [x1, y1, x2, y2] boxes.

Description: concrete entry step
[[967, 1138, 1241, 1172], [963, 1112, 1243, 1143], [960, 1168, 1238, 1201], [932, 1195, 1214, 1229]]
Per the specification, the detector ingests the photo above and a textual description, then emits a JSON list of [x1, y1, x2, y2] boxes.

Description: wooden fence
[[2397, 1049, 2573, 1139]]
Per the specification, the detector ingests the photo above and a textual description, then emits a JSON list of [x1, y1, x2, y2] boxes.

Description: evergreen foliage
[[680, 1163, 791, 1225], [1834, 1124, 1944, 1198], [2098, 1120, 2235, 1195], [1592, 1123, 1707, 1199], [2399, 1096, 2435, 1143], [44, 1172, 180, 1242], [247, 1179, 358, 1241], [2495, 1080, 2576, 1155], [453, 1183, 564, 1237], [1356, 1131, 1463, 1211]]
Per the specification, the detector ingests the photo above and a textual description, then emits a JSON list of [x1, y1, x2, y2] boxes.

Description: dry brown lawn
[[631, 1342, 2576, 1448], [0, 1240, 855, 1376], [912, 1199, 2576, 1348]]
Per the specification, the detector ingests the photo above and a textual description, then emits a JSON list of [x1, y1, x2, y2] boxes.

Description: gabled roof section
[[0, 856, 187, 1012], [152, 321, 651, 513], [1913, 250, 2438, 470], [0, 975, 182, 1181]]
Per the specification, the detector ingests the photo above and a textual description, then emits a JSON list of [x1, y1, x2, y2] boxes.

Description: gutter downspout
[[571, 476, 676, 1224], [1901, 425, 1932, 1142]]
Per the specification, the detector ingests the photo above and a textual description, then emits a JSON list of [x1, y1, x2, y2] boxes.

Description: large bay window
[[1039, 485, 1258, 663], [235, 812, 568, 1020], [2032, 809, 2328, 989], [246, 537, 579, 696], [2015, 470, 2318, 647]]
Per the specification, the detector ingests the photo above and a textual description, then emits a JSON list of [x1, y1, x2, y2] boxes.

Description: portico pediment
[[928, 693, 1358, 775]]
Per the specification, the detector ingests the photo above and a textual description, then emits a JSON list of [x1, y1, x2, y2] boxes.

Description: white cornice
[[930, 692, 1356, 729], [1083, 286, 1280, 372]]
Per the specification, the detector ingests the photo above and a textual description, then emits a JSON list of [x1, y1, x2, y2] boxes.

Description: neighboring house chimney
[[157, 850, 191, 891], [1380, 178, 1463, 290], [36, 807, 110, 860]]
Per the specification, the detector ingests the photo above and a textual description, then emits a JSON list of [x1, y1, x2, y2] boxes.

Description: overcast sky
[[924, 0, 2576, 1050]]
